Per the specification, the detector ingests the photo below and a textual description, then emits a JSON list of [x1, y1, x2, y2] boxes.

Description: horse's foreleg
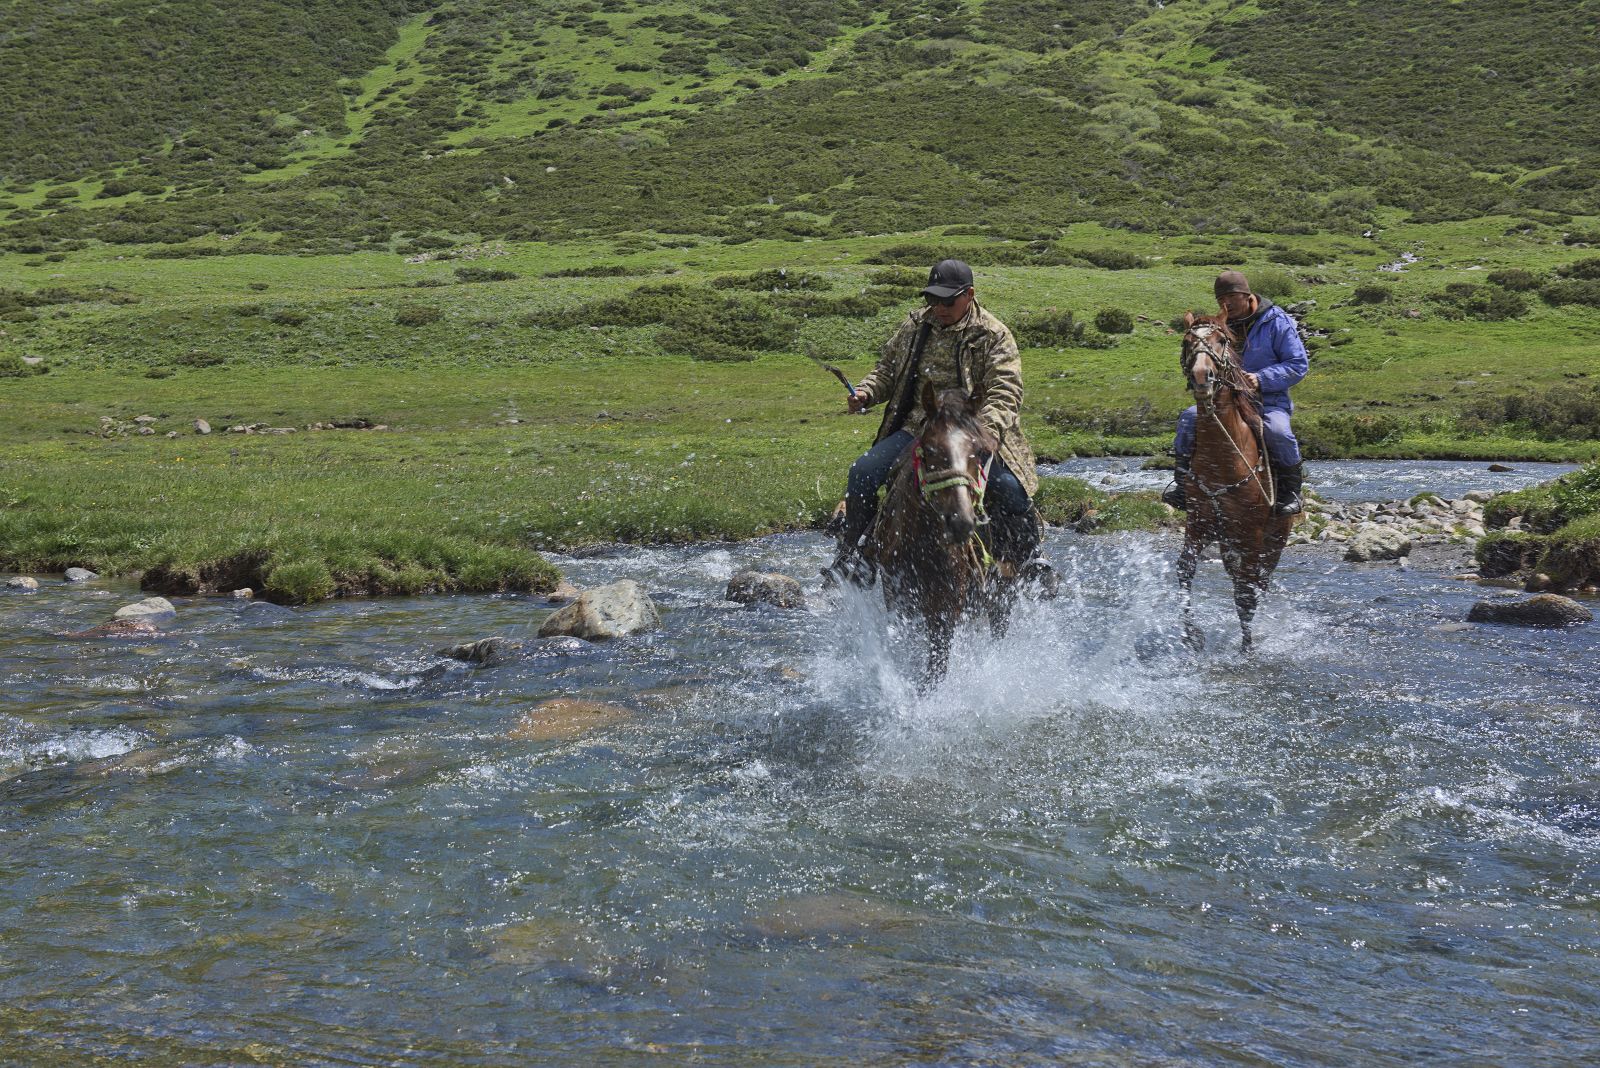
[[1177, 538, 1203, 651]]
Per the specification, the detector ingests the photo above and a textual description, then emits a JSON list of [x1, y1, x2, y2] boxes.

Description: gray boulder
[[63, 567, 98, 583], [113, 596, 176, 623], [439, 635, 523, 666], [1467, 594, 1592, 627], [5, 576, 39, 592], [194, 419, 211, 435], [726, 571, 806, 609], [1345, 524, 1413, 562], [537, 579, 659, 640]]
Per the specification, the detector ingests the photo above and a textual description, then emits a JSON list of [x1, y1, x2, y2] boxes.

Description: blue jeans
[[846, 430, 1030, 524], [1174, 404, 1301, 467]]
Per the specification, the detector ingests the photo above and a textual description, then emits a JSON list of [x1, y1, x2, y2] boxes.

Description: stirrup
[[1272, 493, 1302, 517], [1161, 482, 1187, 511]]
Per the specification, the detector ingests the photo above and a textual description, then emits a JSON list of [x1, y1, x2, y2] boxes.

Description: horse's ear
[[1183, 312, 1195, 329], [920, 380, 938, 417]]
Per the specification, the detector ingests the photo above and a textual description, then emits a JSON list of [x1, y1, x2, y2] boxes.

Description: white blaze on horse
[[1175, 314, 1295, 651]]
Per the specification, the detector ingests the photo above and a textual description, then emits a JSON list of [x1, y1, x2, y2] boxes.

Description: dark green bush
[[0, 353, 47, 378], [1426, 284, 1528, 320], [867, 266, 927, 287], [1297, 412, 1408, 458], [1459, 383, 1600, 441], [710, 268, 828, 291], [1351, 284, 1392, 304], [1249, 268, 1299, 301], [395, 306, 444, 327], [1268, 248, 1319, 266], [1072, 248, 1148, 270], [1094, 307, 1134, 334], [1487, 268, 1540, 291], [265, 308, 307, 327], [1538, 279, 1600, 307], [1556, 257, 1600, 280], [1014, 310, 1089, 347], [453, 266, 519, 282], [545, 264, 648, 278], [1563, 232, 1600, 246]]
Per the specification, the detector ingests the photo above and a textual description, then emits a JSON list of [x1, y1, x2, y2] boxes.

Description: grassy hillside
[[1, 0, 1598, 600], [3, 0, 1593, 253]]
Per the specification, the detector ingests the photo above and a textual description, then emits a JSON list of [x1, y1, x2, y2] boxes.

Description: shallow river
[[3, 461, 1597, 1066]]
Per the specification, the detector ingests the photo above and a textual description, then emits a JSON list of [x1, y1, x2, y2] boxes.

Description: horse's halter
[[912, 438, 991, 520], [1182, 322, 1238, 401], [1180, 321, 1275, 506]]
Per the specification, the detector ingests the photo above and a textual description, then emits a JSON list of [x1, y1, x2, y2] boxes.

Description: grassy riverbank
[[3, 222, 1599, 601]]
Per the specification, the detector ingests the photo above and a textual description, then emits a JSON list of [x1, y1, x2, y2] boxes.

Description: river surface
[[3, 461, 1598, 1066]]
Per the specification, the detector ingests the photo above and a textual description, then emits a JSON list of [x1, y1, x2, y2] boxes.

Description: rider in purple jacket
[[1163, 270, 1309, 516]]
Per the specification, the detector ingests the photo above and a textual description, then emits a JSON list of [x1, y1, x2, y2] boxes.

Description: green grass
[[4, 223, 1600, 600]]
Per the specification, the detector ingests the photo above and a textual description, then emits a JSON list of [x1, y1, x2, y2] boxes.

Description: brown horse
[[863, 383, 1009, 680], [1176, 314, 1294, 651]]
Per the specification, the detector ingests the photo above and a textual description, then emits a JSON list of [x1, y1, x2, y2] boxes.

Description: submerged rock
[[63, 567, 98, 583], [70, 617, 161, 639], [1467, 594, 1592, 627], [537, 579, 659, 640], [525, 635, 594, 658], [508, 698, 631, 742], [726, 571, 805, 609], [5, 576, 39, 592], [545, 580, 580, 604], [114, 596, 176, 623], [439, 635, 523, 667], [745, 894, 921, 942], [1345, 524, 1412, 562]]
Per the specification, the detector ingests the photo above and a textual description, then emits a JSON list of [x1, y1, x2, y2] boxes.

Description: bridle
[[1182, 323, 1275, 508], [911, 426, 996, 570]]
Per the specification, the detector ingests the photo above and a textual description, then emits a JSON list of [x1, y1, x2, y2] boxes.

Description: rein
[[1185, 326, 1275, 509]]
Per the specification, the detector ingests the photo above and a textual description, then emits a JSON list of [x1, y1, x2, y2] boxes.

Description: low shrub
[[454, 266, 519, 282], [1351, 284, 1392, 304], [1562, 231, 1600, 246], [1044, 400, 1166, 436], [1094, 307, 1134, 334], [710, 268, 828, 291], [1268, 248, 1319, 266], [0, 353, 47, 378], [544, 264, 648, 278], [1458, 383, 1600, 441], [1487, 268, 1540, 291], [1538, 279, 1600, 307], [1249, 268, 1299, 301], [265, 308, 308, 327], [1072, 248, 1148, 270], [866, 266, 927, 288], [1013, 309, 1088, 347], [1296, 412, 1408, 458], [1555, 257, 1600, 281], [1425, 283, 1528, 320], [395, 306, 444, 327], [1173, 253, 1240, 267]]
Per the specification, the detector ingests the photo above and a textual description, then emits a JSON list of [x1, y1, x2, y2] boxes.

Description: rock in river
[[1344, 524, 1412, 562], [114, 596, 176, 623], [63, 567, 98, 583], [1467, 594, 1593, 627], [726, 571, 806, 609], [537, 579, 659, 641], [439, 635, 523, 667], [5, 576, 39, 592]]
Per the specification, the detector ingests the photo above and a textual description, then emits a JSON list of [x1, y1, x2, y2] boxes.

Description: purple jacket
[[1232, 298, 1308, 412]]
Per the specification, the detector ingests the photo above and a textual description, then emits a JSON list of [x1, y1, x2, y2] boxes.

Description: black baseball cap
[[923, 259, 974, 299]]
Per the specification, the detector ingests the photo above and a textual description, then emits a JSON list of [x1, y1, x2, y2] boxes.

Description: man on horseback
[[1163, 270, 1308, 516], [822, 259, 1045, 587]]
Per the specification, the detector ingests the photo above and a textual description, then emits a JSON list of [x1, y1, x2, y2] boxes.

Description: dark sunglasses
[[923, 290, 964, 307]]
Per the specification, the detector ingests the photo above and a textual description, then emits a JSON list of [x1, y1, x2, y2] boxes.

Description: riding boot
[[1271, 461, 1304, 516], [820, 498, 876, 588], [990, 507, 1041, 570], [1161, 458, 1192, 511]]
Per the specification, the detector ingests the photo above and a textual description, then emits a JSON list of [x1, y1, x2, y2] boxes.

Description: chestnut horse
[[863, 383, 1009, 680], [1176, 314, 1294, 650]]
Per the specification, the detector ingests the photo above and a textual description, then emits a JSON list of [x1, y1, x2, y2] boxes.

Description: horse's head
[[915, 381, 996, 545], [1181, 312, 1242, 406]]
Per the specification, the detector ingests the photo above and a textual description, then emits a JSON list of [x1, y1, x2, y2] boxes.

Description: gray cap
[[923, 259, 974, 299], [1214, 270, 1252, 298]]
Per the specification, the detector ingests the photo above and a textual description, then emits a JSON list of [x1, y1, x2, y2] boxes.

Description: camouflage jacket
[[856, 302, 1038, 496]]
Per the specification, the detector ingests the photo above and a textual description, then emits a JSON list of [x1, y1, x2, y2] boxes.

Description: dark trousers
[[845, 430, 1030, 529]]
